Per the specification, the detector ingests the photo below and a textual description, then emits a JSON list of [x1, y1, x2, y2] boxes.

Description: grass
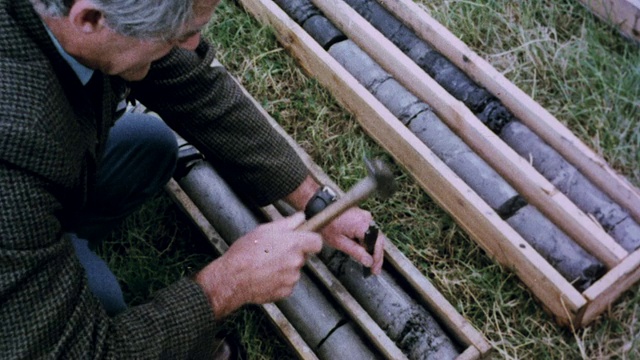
[[102, 0, 640, 358]]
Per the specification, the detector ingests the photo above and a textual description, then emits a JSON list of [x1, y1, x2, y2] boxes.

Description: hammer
[[296, 158, 396, 233]]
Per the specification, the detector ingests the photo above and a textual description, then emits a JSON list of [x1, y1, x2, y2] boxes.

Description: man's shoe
[[211, 338, 233, 360], [211, 333, 245, 360]]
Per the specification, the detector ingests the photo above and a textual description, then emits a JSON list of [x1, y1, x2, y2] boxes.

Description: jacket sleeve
[[0, 65, 218, 358], [0, 162, 219, 359], [130, 40, 309, 206]]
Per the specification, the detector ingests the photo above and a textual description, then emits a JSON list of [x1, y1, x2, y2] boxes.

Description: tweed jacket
[[0, 0, 308, 358]]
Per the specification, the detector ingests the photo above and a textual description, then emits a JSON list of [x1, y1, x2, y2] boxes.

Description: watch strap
[[304, 186, 338, 219]]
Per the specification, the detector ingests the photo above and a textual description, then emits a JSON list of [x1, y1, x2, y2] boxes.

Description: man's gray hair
[[32, 0, 196, 40]]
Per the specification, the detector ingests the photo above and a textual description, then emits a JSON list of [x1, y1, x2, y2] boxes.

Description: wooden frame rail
[[575, 0, 640, 43], [236, 0, 640, 328]]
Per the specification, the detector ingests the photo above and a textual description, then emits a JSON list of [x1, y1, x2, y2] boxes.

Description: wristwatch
[[304, 185, 338, 219]]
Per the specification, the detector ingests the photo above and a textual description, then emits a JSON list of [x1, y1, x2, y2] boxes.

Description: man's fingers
[[282, 212, 306, 229], [333, 235, 374, 267], [299, 232, 323, 255], [371, 233, 385, 275]]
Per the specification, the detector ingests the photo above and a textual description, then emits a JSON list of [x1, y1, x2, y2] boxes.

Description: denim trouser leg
[[70, 112, 178, 316], [70, 235, 127, 316]]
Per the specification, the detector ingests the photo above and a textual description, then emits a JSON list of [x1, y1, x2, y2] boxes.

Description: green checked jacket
[[0, 0, 308, 358]]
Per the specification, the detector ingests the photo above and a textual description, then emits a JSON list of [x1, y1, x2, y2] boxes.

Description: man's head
[[33, 0, 195, 40], [33, 0, 219, 80]]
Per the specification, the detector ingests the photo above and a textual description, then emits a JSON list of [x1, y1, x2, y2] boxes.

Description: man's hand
[[319, 207, 385, 275], [284, 176, 386, 276], [195, 213, 322, 319]]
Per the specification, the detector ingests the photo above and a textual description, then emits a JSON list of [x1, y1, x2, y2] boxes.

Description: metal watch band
[[304, 185, 338, 219]]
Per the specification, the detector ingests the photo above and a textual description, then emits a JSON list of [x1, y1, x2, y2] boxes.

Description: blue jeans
[[70, 112, 178, 316]]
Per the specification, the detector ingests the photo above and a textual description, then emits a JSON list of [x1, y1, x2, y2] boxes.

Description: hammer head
[[364, 158, 396, 200]]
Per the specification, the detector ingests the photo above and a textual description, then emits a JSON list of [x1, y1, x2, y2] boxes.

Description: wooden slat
[[384, 244, 492, 357], [303, 257, 409, 359], [236, 0, 586, 323], [579, 249, 640, 327], [261, 303, 320, 360], [165, 179, 230, 255], [379, 0, 640, 225], [456, 346, 482, 360], [165, 180, 318, 360], [309, 0, 627, 268], [577, 0, 640, 42]]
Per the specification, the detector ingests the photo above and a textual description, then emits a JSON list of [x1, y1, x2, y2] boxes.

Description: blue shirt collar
[[43, 24, 95, 86]]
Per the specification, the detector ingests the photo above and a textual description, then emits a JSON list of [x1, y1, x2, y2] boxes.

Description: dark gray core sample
[[271, 0, 319, 23], [496, 195, 528, 219], [277, 273, 381, 359], [342, 0, 502, 119], [316, 322, 381, 359], [321, 248, 462, 360], [271, 0, 345, 50], [372, 77, 431, 125], [329, 40, 392, 92], [277, 272, 349, 347], [327, 39, 604, 288], [476, 100, 515, 134], [340, 0, 640, 251], [407, 111, 520, 212], [502, 121, 640, 251], [302, 15, 347, 50], [179, 161, 379, 359], [507, 205, 606, 291], [330, 40, 520, 213]]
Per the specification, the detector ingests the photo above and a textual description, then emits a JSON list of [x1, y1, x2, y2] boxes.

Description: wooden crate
[[235, 0, 640, 328], [576, 0, 640, 43]]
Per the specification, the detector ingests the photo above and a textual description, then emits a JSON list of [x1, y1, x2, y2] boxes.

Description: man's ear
[[67, 0, 105, 34]]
